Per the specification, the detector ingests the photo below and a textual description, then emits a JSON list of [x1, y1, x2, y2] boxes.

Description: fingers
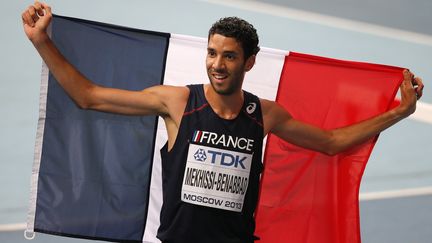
[[22, 7, 35, 27], [403, 69, 414, 81], [413, 76, 424, 99], [41, 2, 52, 16], [28, 6, 39, 23], [401, 69, 415, 93], [402, 69, 424, 100], [34, 1, 45, 17], [21, 2, 51, 27]]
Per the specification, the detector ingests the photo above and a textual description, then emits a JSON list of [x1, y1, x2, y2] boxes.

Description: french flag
[[26, 15, 403, 243]]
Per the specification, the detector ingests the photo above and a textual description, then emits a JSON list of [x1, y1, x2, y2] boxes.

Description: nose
[[212, 55, 225, 71]]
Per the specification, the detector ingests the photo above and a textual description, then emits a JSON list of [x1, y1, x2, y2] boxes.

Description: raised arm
[[262, 70, 424, 155], [21, 2, 187, 117]]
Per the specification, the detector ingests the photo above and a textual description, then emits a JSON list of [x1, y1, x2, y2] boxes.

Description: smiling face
[[206, 34, 255, 96]]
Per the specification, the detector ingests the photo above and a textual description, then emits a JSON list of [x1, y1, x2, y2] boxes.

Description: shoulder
[[140, 85, 189, 116], [161, 85, 190, 105], [151, 84, 189, 93], [259, 98, 284, 116], [260, 98, 292, 135], [145, 85, 190, 101]]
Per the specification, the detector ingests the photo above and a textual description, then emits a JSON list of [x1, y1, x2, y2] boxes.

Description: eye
[[207, 50, 216, 57], [225, 53, 236, 60]]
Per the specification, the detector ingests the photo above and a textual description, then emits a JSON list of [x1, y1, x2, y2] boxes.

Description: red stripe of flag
[[255, 52, 403, 243]]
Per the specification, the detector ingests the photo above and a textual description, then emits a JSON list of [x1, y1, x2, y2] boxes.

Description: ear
[[244, 55, 256, 72]]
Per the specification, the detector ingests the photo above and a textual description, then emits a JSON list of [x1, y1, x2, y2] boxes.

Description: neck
[[204, 84, 244, 120]]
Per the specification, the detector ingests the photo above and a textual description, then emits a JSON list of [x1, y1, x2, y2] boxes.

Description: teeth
[[214, 74, 227, 79]]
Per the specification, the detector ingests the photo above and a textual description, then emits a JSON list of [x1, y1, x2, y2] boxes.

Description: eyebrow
[[206, 48, 238, 56], [223, 51, 238, 56]]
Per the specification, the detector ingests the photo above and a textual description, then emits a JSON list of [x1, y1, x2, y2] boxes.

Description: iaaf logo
[[193, 147, 248, 169]]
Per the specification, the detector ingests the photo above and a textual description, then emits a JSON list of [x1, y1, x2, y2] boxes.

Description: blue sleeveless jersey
[[157, 84, 264, 243]]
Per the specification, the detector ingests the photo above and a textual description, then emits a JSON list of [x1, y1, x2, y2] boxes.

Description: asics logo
[[246, 102, 256, 114]]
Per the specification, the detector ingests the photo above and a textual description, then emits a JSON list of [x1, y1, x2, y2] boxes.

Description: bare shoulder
[[149, 85, 189, 100], [144, 85, 189, 116], [260, 98, 278, 114], [161, 85, 190, 107], [259, 98, 292, 135], [260, 98, 290, 118]]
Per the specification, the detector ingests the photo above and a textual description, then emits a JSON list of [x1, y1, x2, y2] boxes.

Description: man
[[22, 2, 424, 243]]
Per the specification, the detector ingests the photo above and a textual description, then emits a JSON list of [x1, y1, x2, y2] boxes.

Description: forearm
[[33, 34, 95, 108], [328, 73, 421, 155], [264, 69, 422, 156], [328, 107, 407, 155]]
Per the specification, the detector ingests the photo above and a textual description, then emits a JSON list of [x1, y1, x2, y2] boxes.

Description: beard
[[207, 68, 245, 96]]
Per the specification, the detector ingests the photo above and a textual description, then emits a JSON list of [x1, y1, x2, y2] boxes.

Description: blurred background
[[1, 0, 431, 242]]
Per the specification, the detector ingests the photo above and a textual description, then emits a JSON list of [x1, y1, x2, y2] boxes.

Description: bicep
[[265, 100, 333, 153], [88, 85, 186, 116]]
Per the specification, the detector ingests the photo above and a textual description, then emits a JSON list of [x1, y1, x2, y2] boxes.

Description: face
[[206, 34, 255, 96]]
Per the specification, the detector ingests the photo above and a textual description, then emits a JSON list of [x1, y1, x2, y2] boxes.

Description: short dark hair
[[208, 17, 260, 59]]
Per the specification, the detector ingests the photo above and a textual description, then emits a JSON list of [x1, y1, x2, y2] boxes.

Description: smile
[[213, 74, 228, 80]]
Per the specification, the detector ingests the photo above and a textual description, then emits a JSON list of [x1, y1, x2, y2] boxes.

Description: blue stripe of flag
[[35, 15, 170, 242]]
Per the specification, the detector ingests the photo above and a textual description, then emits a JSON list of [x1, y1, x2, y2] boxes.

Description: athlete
[[22, 2, 424, 243]]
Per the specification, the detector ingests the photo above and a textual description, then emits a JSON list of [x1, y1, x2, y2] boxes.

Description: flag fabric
[[26, 15, 403, 243], [254, 53, 403, 243]]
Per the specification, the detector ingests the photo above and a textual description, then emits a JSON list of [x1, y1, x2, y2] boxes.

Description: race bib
[[181, 143, 253, 212]]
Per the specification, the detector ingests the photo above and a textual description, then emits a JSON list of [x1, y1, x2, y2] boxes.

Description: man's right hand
[[22, 1, 52, 44]]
